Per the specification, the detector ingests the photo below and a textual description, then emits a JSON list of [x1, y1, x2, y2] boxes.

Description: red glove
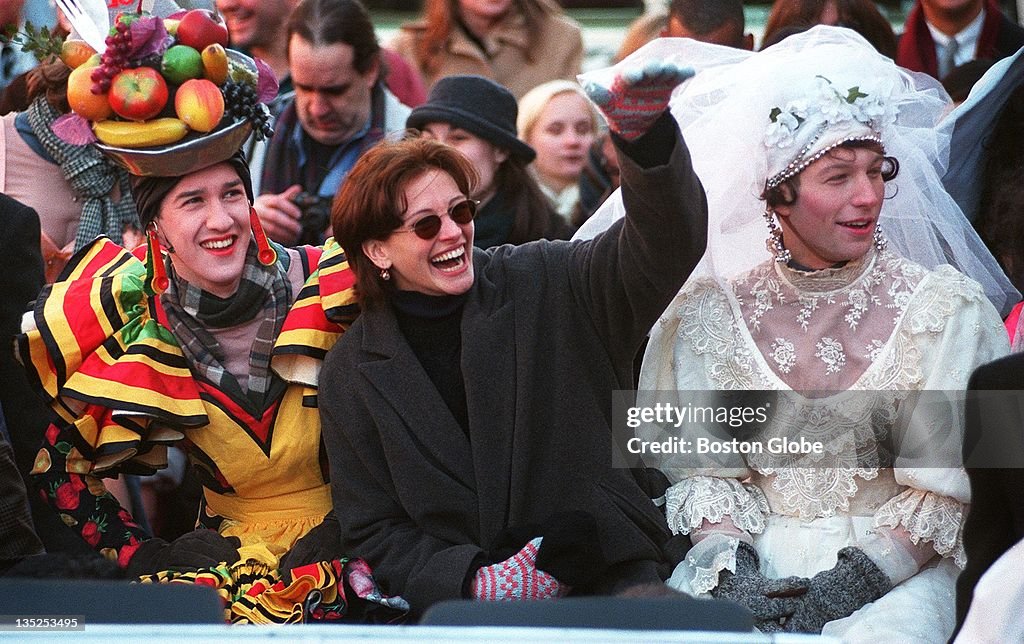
[[471, 537, 569, 601], [583, 62, 694, 141]]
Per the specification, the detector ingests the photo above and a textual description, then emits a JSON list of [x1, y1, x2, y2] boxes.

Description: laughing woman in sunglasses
[[320, 62, 706, 615]]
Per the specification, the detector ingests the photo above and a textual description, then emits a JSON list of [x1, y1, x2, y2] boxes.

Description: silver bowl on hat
[[94, 50, 262, 177], [96, 118, 253, 177]]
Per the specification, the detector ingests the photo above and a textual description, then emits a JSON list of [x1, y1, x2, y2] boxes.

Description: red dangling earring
[[146, 225, 169, 294], [250, 207, 277, 266]]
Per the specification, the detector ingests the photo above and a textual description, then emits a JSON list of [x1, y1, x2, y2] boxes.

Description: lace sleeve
[[665, 475, 769, 536], [873, 487, 966, 567], [668, 533, 743, 596], [869, 269, 1004, 572]]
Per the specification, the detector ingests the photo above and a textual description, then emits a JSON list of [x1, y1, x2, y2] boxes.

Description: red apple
[[175, 10, 229, 52], [108, 67, 169, 122], [175, 78, 225, 133]]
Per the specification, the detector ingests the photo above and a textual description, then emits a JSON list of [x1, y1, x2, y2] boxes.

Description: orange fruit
[[67, 63, 113, 121], [60, 39, 97, 70]]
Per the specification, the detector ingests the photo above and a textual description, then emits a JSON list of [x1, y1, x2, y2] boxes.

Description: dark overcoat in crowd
[[319, 116, 707, 613]]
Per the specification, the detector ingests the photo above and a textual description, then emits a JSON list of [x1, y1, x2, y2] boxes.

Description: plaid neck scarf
[[25, 97, 140, 250], [161, 241, 291, 410]]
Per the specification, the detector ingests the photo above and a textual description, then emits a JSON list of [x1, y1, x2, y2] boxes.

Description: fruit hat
[[54, 0, 277, 177], [54, 0, 280, 288]]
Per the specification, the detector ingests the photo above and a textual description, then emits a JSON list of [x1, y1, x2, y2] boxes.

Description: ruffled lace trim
[[774, 247, 873, 294], [665, 476, 769, 535], [675, 281, 767, 390], [690, 535, 741, 596], [874, 488, 966, 568], [757, 467, 879, 520], [904, 266, 985, 336], [666, 533, 741, 596]]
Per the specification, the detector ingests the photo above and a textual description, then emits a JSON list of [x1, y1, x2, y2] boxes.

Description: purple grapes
[[90, 21, 133, 95]]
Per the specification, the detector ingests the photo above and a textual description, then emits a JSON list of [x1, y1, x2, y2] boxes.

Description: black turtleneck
[[391, 289, 470, 435]]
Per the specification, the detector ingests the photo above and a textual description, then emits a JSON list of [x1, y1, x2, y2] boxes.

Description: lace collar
[[773, 247, 877, 295]]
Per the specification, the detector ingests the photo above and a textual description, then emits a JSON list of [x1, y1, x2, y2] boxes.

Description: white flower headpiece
[[764, 76, 899, 190]]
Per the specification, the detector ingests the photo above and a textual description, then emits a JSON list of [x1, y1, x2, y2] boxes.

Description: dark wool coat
[[897, 0, 1024, 79], [0, 193, 46, 468], [319, 115, 707, 613], [0, 194, 46, 567], [954, 352, 1024, 636]]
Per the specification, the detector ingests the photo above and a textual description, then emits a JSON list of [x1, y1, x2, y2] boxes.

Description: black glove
[[710, 541, 809, 623], [783, 546, 893, 634], [125, 530, 240, 577], [279, 512, 341, 580]]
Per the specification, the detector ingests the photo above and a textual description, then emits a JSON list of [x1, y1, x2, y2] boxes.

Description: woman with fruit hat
[[16, 3, 407, 624]]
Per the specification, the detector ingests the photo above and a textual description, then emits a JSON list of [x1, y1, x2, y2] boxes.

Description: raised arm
[[568, 63, 708, 362]]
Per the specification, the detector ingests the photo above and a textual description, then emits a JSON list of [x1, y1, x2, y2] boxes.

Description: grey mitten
[[710, 541, 809, 623], [783, 546, 893, 633]]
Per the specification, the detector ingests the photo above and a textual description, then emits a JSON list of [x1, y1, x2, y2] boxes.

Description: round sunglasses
[[394, 199, 479, 240]]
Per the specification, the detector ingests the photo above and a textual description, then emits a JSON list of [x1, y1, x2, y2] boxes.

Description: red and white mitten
[[471, 537, 569, 601], [582, 62, 694, 140]]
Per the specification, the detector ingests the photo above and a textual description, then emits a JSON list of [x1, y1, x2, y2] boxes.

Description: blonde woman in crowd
[[517, 80, 600, 224]]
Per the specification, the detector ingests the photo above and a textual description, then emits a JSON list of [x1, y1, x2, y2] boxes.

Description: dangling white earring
[[380, 267, 391, 281], [873, 222, 887, 252], [764, 206, 791, 264]]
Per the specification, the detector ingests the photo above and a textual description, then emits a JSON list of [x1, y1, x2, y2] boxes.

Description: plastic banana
[[93, 118, 189, 148], [202, 44, 229, 85]]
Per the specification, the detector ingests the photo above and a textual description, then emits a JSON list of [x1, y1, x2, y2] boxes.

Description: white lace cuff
[[668, 533, 741, 596], [665, 476, 769, 536], [873, 488, 966, 568]]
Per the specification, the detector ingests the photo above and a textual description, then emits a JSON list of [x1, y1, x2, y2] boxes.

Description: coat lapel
[[357, 304, 476, 492]]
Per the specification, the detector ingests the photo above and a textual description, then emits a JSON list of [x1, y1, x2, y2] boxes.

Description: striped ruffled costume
[[18, 237, 408, 623]]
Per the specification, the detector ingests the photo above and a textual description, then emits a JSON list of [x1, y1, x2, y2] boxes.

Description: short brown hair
[[331, 138, 479, 309]]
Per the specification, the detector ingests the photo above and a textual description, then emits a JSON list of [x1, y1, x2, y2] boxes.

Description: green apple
[[161, 45, 203, 85]]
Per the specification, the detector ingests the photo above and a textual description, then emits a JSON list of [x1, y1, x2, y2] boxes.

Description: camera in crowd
[[291, 191, 332, 246]]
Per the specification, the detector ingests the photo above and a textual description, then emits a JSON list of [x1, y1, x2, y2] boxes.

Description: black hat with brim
[[407, 75, 536, 163]]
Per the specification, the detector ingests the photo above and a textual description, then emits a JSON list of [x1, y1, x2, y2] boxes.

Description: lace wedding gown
[[640, 247, 1009, 642]]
